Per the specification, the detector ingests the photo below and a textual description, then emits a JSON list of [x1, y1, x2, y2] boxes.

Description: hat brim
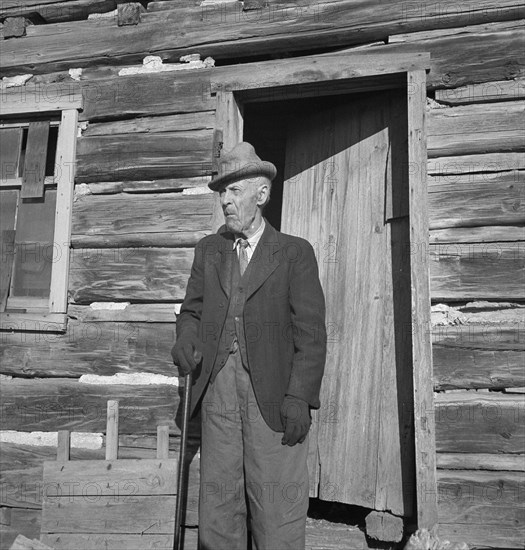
[[208, 161, 277, 191]]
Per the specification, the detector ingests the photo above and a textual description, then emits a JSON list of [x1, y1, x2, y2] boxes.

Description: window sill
[[0, 311, 67, 332]]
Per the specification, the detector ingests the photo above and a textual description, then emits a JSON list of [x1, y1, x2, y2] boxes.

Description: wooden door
[[282, 90, 415, 516]]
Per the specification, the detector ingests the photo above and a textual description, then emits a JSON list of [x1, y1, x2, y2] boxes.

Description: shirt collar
[[233, 218, 266, 249]]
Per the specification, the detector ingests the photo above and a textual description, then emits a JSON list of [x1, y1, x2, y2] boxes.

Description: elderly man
[[172, 142, 327, 550]]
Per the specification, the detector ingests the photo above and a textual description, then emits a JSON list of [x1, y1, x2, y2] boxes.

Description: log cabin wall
[[0, 1, 523, 548]]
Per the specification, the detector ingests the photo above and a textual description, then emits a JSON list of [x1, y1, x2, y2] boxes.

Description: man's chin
[[224, 218, 241, 233]]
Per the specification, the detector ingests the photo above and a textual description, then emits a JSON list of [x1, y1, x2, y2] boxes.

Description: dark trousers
[[199, 347, 309, 550]]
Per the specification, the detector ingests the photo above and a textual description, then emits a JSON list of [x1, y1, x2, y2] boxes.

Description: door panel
[[282, 90, 414, 515]]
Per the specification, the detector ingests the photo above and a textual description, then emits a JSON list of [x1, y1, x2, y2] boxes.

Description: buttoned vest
[[209, 246, 253, 382]]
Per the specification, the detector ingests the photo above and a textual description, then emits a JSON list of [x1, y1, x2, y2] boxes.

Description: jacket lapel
[[216, 229, 235, 298], [245, 220, 282, 300]]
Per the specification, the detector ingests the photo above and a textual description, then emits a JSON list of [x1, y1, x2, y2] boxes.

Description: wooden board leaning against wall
[[1, 3, 524, 548]]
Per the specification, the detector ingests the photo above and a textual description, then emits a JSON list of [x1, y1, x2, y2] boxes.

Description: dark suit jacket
[[176, 219, 327, 431]]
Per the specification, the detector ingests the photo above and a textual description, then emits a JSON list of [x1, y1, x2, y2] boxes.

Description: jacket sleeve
[[286, 239, 327, 409], [176, 239, 205, 339]]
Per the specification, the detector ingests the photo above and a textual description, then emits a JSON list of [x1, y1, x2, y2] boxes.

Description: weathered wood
[[1, 1, 522, 76], [157, 425, 169, 459], [49, 109, 78, 315], [428, 152, 525, 175], [117, 2, 143, 26], [56, 431, 70, 461], [436, 453, 525, 471], [438, 470, 524, 527], [75, 130, 213, 182], [105, 400, 119, 460], [0, 378, 181, 433], [428, 171, 525, 229], [429, 242, 524, 301], [0, 312, 67, 333], [435, 392, 525, 454], [0, 129, 22, 182], [437, 523, 524, 549], [0, 83, 83, 116], [71, 192, 214, 248], [0, 508, 40, 550], [79, 71, 214, 122], [0, 320, 176, 378], [67, 303, 178, 323], [21, 122, 50, 200], [82, 111, 215, 136], [432, 325, 525, 390], [7, 534, 52, 550], [427, 101, 525, 157], [83, 176, 211, 195], [435, 78, 525, 105], [408, 69, 438, 530], [430, 226, 525, 244], [69, 248, 193, 302], [365, 510, 403, 543], [0, 0, 119, 24]]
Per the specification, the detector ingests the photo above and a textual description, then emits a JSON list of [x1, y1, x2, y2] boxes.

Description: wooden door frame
[[211, 51, 437, 530]]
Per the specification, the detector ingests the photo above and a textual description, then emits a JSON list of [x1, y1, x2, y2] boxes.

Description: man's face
[[219, 177, 268, 234]]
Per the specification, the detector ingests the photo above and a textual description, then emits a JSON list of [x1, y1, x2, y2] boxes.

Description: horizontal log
[[0, 0, 118, 23], [69, 247, 194, 303], [435, 392, 525, 454], [438, 470, 524, 527], [75, 130, 213, 182], [437, 453, 525, 471], [0, 378, 181, 434], [83, 176, 212, 194], [429, 242, 525, 301], [430, 226, 525, 244], [432, 325, 525, 390], [435, 78, 525, 105], [72, 192, 214, 248], [82, 111, 215, 136], [0, 321, 176, 378], [428, 152, 525, 175], [428, 171, 525, 229], [67, 304, 179, 323], [427, 101, 525, 157], [0, 1, 522, 76], [438, 523, 524, 549]]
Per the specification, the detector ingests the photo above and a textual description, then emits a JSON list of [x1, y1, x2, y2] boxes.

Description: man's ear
[[256, 179, 271, 206]]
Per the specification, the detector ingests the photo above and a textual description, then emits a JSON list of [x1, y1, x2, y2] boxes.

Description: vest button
[[219, 302, 224, 308]]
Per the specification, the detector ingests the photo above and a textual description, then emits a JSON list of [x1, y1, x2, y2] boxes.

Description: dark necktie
[[238, 239, 249, 276]]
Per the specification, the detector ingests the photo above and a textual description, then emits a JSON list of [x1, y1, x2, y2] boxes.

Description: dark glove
[[280, 395, 311, 446], [171, 331, 202, 376]]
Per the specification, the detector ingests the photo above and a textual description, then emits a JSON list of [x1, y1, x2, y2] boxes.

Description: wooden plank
[[0, 228, 16, 311], [41, 495, 198, 533], [41, 531, 199, 550], [438, 523, 524, 549], [408, 69, 438, 530], [430, 226, 525, 244], [438, 470, 524, 527], [0, 378, 181, 433], [105, 400, 119, 460], [0, 0, 520, 75], [69, 248, 193, 302], [435, 392, 525, 454], [75, 130, 213, 182], [67, 304, 178, 323], [432, 325, 525, 391], [427, 101, 525, 158], [43, 459, 178, 496], [429, 242, 525, 301], [157, 426, 169, 459], [0, 84, 83, 116], [0, 129, 22, 182], [49, 109, 78, 314], [8, 535, 52, 550], [56, 431, 70, 461], [0, 312, 67, 333], [84, 176, 211, 195], [435, 78, 525, 105], [71, 192, 214, 248], [21, 122, 50, 199], [428, 152, 525, 175], [82, 111, 215, 136], [79, 71, 214, 122], [437, 453, 525, 471], [0, 508, 40, 550], [428, 171, 525, 229], [0, 320, 176, 378]]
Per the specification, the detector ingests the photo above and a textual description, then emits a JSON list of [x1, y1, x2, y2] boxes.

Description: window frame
[[0, 85, 82, 332]]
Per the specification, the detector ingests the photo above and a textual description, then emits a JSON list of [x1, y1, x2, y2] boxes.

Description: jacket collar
[[216, 218, 282, 299]]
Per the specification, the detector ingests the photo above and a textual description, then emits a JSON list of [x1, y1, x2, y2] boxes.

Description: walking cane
[[173, 370, 192, 550]]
